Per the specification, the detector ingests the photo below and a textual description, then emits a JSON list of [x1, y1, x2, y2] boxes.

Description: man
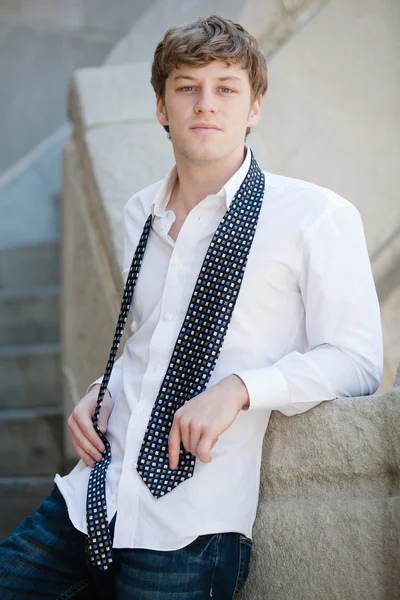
[[0, 14, 382, 600]]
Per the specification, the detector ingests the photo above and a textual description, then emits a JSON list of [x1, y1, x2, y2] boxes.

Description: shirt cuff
[[233, 365, 289, 411], [85, 377, 114, 400]]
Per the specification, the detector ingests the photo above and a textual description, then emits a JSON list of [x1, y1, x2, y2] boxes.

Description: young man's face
[[156, 60, 262, 164]]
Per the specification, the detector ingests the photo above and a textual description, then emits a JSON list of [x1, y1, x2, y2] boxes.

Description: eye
[[179, 86, 195, 92], [220, 87, 234, 93]]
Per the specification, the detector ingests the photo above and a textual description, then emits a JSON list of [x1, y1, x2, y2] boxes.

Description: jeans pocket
[[185, 532, 220, 559], [233, 535, 253, 596]]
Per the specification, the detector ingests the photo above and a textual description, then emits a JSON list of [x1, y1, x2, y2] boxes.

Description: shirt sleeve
[[85, 355, 124, 401], [234, 203, 383, 416]]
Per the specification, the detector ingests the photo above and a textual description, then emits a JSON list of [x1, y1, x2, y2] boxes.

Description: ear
[[247, 94, 262, 129], [156, 95, 169, 127]]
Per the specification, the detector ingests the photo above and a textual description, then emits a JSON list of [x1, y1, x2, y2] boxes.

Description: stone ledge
[[240, 379, 400, 599], [69, 63, 157, 127], [261, 388, 400, 499]]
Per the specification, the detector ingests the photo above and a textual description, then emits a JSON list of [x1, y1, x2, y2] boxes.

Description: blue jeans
[[0, 484, 252, 599]]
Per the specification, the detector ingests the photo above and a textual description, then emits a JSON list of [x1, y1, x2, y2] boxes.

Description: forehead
[[168, 59, 249, 83]]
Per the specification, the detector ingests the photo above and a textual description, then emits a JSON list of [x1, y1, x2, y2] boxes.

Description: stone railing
[[62, 59, 400, 599], [244, 366, 400, 599]]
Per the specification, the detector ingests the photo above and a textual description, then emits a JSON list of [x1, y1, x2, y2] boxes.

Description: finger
[[73, 410, 105, 454], [71, 436, 95, 468], [68, 416, 104, 462], [188, 425, 202, 456], [196, 433, 216, 463], [209, 436, 219, 451], [180, 418, 191, 455], [168, 417, 182, 470], [98, 393, 114, 434]]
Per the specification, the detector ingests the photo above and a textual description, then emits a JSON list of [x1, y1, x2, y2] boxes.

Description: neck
[[168, 145, 247, 217]]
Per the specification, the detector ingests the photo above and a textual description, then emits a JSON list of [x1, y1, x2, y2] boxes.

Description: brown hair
[[151, 15, 268, 136]]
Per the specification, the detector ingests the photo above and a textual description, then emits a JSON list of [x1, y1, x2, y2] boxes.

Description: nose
[[194, 89, 217, 115]]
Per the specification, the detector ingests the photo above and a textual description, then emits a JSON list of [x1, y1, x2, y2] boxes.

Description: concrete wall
[[0, 0, 156, 175], [244, 375, 400, 599], [259, 0, 400, 255]]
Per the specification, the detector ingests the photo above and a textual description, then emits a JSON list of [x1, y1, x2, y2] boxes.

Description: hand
[[168, 375, 249, 470], [67, 385, 114, 467]]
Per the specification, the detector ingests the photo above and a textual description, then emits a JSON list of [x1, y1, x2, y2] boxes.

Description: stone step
[[0, 284, 60, 346], [0, 344, 61, 409], [0, 476, 56, 541], [0, 126, 67, 249], [0, 242, 60, 292], [0, 406, 64, 477]]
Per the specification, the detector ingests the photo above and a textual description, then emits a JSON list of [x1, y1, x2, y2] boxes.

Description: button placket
[[136, 155, 265, 499]]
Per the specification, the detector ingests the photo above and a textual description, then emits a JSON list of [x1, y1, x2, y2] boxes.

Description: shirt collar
[[152, 144, 253, 222], [222, 144, 253, 209]]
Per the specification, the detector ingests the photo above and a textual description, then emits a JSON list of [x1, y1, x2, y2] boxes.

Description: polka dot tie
[[85, 215, 152, 571], [85, 150, 265, 571]]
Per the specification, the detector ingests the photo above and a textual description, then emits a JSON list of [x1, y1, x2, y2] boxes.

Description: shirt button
[[164, 313, 172, 321]]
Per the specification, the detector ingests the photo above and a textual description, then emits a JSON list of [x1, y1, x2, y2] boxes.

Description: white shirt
[[55, 145, 383, 551]]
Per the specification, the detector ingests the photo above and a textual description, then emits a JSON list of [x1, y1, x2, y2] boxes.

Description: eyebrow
[[172, 74, 243, 83]]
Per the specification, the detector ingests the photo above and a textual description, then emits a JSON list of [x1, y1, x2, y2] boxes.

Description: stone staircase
[[0, 129, 69, 540]]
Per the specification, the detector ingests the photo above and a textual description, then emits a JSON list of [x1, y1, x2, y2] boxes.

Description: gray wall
[[0, 0, 155, 175]]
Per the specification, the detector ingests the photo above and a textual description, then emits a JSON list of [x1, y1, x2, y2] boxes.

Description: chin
[[178, 141, 227, 163]]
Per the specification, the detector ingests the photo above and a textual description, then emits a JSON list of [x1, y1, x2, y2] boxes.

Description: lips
[[190, 122, 222, 131]]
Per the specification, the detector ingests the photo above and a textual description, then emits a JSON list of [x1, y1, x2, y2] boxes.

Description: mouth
[[189, 123, 222, 133]]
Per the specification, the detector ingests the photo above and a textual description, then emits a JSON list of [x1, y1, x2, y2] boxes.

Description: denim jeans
[[0, 484, 252, 599]]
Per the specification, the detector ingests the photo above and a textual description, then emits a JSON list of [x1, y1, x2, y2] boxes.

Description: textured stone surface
[[0, 285, 60, 346], [0, 242, 60, 292], [258, 0, 400, 257], [0, 20, 112, 176], [239, 386, 400, 599], [394, 363, 400, 388], [240, 0, 285, 40], [0, 408, 63, 477], [0, 127, 67, 249], [81, 0, 154, 36], [0, 344, 61, 409], [0, 0, 159, 175], [0, 0, 154, 34], [380, 283, 400, 392], [281, 0, 319, 12], [106, 0, 245, 66], [0, 0, 84, 29], [70, 63, 158, 125], [105, 0, 325, 66]]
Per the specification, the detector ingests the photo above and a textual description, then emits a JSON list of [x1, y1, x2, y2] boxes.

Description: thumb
[[98, 393, 114, 433]]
